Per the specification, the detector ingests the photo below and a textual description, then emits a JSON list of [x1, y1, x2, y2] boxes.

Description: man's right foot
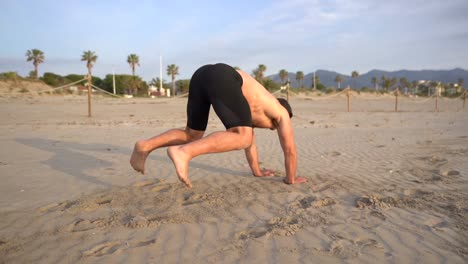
[[167, 146, 192, 188], [130, 141, 150, 174]]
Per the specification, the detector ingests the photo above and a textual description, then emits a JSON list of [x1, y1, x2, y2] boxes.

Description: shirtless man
[[130, 63, 307, 188]]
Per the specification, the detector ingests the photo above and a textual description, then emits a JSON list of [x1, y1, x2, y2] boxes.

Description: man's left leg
[[130, 127, 204, 174]]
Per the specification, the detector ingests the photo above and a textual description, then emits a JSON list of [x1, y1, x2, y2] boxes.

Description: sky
[[1, 0, 468, 81]]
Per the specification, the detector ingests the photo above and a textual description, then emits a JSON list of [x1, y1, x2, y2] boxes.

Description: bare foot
[[130, 141, 150, 174], [283, 177, 307, 184], [167, 146, 192, 188], [254, 168, 275, 177]]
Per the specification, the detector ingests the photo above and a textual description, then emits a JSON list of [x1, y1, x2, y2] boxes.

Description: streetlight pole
[[112, 67, 116, 95]]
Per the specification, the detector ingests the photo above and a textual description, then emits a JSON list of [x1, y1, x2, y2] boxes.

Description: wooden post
[[346, 87, 351, 112], [463, 91, 466, 109], [87, 73, 92, 117], [395, 88, 399, 112]]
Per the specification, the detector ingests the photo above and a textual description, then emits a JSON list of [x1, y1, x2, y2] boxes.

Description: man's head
[[277, 98, 293, 118]]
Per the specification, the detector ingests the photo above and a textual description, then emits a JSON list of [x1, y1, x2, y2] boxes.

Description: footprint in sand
[[328, 237, 382, 257], [403, 189, 433, 198], [425, 155, 448, 166], [66, 218, 105, 232], [236, 228, 268, 240], [267, 216, 303, 236], [83, 239, 156, 257], [424, 218, 450, 230], [125, 215, 150, 228], [182, 192, 224, 206], [326, 151, 341, 157], [83, 242, 124, 257], [151, 184, 172, 193], [133, 180, 159, 187], [297, 196, 336, 209], [37, 200, 77, 213], [370, 210, 386, 221], [95, 195, 113, 205], [439, 169, 460, 177], [356, 195, 399, 209]]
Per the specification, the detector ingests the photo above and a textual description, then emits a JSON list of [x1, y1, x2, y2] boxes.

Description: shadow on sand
[[16, 138, 248, 187]]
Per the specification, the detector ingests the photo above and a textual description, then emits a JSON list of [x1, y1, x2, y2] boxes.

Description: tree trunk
[[34, 63, 38, 79], [87, 67, 92, 117], [132, 66, 136, 95], [172, 77, 176, 96]]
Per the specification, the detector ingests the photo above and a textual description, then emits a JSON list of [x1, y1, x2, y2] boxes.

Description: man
[[130, 63, 306, 188]]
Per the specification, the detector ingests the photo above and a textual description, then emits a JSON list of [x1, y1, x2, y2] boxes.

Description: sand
[[0, 93, 467, 263]]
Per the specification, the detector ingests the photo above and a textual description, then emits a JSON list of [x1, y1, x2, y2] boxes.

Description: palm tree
[[127, 54, 140, 77], [351, 71, 359, 89], [253, 64, 267, 82], [412, 80, 419, 94], [258, 64, 266, 77], [81, 50, 97, 117], [399, 77, 409, 94], [296, 71, 304, 88], [166, 64, 179, 96], [279, 69, 288, 85], [429, 81, 439, 96], [390, 77, 398, 91], [150, 77, 165, 88], [313, 75, 320, 89], [127, 54, 140, 94], [335, 75, 343, 89], [81, 50, 97, 78], [381, 76, 388, 92], [371, 77, 378, 91], [25, 49, 45, 79]]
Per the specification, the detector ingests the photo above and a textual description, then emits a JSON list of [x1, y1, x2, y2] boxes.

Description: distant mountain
[[267, 68, 468, 89]]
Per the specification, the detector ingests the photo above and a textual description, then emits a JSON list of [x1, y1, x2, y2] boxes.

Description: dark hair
[[277, 98, 293, 118]]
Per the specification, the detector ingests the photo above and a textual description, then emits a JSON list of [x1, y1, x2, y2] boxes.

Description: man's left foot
[[130, 141, 150, 174]]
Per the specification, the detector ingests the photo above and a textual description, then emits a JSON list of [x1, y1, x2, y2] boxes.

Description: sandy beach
[[0, 94, 467, 263]]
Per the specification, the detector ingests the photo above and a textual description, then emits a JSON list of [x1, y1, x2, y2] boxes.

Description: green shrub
[[42, 72, 69, 86], [361, 86, 371, 92], [262, 78, 281, 92], [325, 88, 335, 94], [0, 72, 21, 81]]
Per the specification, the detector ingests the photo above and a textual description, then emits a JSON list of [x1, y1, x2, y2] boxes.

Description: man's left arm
[[277, 115, 307, 184]]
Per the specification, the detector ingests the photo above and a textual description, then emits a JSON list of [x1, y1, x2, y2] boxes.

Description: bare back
[[236, 70, 289, 129]]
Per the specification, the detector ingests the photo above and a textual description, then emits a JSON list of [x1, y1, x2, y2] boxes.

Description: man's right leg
[[167, 126, 253, 188], [130, 127, 204, 174]]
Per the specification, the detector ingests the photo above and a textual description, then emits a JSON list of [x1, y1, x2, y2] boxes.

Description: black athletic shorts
[[187, 63, 252, 130]]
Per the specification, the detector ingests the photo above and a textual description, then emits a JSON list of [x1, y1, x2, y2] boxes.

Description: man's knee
[[185, 127, 204, 142], [228, 127, 253, 149]]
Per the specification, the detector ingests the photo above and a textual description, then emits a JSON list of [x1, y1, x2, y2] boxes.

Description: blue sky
[[1, 0, 467, 81]]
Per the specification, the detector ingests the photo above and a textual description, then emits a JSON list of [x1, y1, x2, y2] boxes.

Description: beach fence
[[0, 77, 124, 117], [277, 87, 467, 112]]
